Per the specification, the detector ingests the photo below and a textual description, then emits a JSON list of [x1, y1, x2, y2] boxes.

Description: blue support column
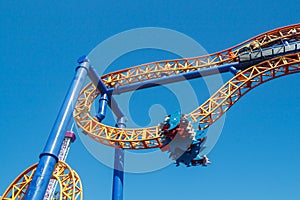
[[112, 117, 126, 200], [87, 65, 124, 119], [24, 56, 90, 200], [86, 65, 126, 200], [96, 93, 109, 122]]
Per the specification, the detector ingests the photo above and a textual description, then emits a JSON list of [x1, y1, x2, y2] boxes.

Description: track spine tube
[[24, 56, 89, 200], [112, 62, 239, 94]]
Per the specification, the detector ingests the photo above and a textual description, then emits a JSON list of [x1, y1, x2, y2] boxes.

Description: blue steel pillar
[[112, 117, 126, 200], [86, 65, 125, 200], [96, 93, 109, 122], [24, 56, 90, 200]]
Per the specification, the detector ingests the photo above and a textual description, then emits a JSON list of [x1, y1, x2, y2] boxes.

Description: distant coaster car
[[174, 137, 208, 167], [158, 110, 211, 167], [159, 111, 192, 142]]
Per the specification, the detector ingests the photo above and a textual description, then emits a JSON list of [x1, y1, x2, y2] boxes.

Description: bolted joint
[[39, 152, 59, 162], [116, 116, 127, 128]]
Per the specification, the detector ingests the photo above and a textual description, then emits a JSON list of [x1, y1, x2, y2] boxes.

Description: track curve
[[101, 24, 300, 87], [74, 24, 300, 150], [189, 52, 300, 129], [1, 161, 82, 200]]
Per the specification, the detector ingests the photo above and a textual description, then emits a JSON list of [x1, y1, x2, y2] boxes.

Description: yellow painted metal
[[4, 23, 299, 200], [74, 24, 300, 150], [1, 161, 82, 200], [100, 24, 300, 87], [74, 53, 300, 149], [1, 165, 36, 199], [189, 53, 300, 129], [73, 84, 160, 149]]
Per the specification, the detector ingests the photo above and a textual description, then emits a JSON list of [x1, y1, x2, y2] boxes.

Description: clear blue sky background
[[1, 1, 300, 199]]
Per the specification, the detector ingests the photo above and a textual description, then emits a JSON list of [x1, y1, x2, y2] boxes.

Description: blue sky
[[1, 1, 300, 199]]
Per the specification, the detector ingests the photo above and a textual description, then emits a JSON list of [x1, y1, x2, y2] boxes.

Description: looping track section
[[73, 24, 300, 150], [1, 161, 82, 200]]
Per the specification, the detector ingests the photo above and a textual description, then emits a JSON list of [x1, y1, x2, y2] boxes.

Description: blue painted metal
[[87, 66, 124, 119], [97, 93, 109, 122], [86, 65, 126, 200], [108, 98, 125, 119], [112, 117, 126, 200], [24, 56, 89, 200], [229, 66, 239, 75], [112, 148, 124, 200], [195, 130, 206, 140], [175, 140, 202, 167], [88, 66, 109, 94], [168, 110, 181, 130], [111, 62, 240, 95], [107, 42, 300, 96]]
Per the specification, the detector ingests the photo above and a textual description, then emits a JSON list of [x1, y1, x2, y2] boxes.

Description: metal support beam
[[24, 56, 89, 200], [97, 93, 109, 122], [44, 131, 76, 200], [229, 66, 240, 75], [111, 62, 240, 95], [87, 65, 124, 118], [112, 117, 126, 200], [88, 66, 110, 94], [87, 64, 126, 200]]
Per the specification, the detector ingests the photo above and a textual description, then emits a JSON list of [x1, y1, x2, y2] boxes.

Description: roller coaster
[[1, 23, 300, 200]]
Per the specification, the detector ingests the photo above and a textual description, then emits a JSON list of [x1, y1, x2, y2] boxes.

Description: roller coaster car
[[175, 138, 207, 167], [159, 111, 210, 167], [160, 115, 171, 130], [159, 114, 193, 150], [239, 40, 300, 63], [191, 155, 212, 167]]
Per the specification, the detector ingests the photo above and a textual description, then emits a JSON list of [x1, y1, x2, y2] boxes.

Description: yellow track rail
[[190, 53, 300, 129], [101, 24, 300, 87], [74, 24, 300, 150], [1, 161, 82, 200]]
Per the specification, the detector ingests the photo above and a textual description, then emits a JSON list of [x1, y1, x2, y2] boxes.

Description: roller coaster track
[[73, 24, 300, 150], [101, 24, 300, 87], [2, 23, 300, 200], [190, 53, 300, 129], [1, 161, 82, 200]]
